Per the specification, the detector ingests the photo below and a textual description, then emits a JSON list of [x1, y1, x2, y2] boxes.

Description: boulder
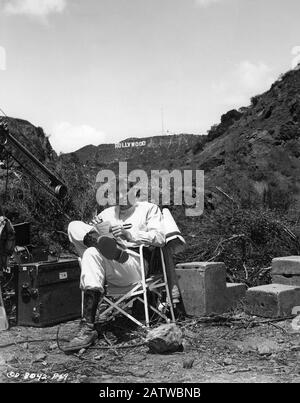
[[146, 323, 183, 354]]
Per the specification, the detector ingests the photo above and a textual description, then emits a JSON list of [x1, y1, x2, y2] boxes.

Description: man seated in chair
[[67, 179, 165, 351]]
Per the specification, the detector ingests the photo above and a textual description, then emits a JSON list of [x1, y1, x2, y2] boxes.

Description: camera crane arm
[[0, 118, 67, 200]]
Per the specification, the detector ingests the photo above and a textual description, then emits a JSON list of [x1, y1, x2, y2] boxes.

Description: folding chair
[[95, 244, 175, 328]]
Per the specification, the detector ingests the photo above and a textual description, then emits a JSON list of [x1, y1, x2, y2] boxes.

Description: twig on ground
[[243, 263, 248, 280], [229, 368, 251, 374], [258, 316, 296, 324], [0, 337, 69, 349], [215, 187, 237, 205], [253, 266, 272, 279], [208, 234, 246, 262], [268, 322, 288, 334]]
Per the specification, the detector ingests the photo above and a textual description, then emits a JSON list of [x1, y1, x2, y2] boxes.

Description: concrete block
[[175, 262, 227, 316], [272, 275, 300, 287], [225, 283, 247, 308], [245, 283, 300, 318], [272, 256, 300, 286], [272, 256, 300, 275]]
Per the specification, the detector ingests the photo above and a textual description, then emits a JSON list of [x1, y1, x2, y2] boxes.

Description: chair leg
[[140, 245, 150, 327], [160, 248, 176, 323], [102, 297, 146, 328]]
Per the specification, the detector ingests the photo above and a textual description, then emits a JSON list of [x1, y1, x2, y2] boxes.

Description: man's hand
[[111, 225, 133, 241], [89, 216, 103, 226]]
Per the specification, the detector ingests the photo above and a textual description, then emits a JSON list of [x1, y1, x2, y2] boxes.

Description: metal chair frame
[[94, 245, 175, 328]]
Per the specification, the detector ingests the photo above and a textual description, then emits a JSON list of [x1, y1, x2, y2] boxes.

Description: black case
[[16, 259, 82, 327]]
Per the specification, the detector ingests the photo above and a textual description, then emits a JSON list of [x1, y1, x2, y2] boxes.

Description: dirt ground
[[0, 312, 300, 384]]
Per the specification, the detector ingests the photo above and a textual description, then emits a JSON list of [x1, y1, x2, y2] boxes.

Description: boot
[[65, 290, 101, 353], [97, 236, 129, 263]]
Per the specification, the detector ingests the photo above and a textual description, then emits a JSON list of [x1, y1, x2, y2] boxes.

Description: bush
[[175, 198, 299, 287], [206, 110, 242, 143]]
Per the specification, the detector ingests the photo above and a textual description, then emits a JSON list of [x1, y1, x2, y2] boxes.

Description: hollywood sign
[[115, 141, 147, 149]]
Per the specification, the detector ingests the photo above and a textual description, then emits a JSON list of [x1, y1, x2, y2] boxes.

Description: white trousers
[[68, 221, 145, 293]]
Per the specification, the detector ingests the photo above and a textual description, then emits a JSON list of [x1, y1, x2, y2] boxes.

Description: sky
[[0, 0, 300, 153]]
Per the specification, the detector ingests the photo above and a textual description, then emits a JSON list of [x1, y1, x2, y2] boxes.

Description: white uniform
[[68, 202, 165, 293]]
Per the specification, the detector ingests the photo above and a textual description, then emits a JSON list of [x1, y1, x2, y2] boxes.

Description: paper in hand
[[94, 221, 111, 236]]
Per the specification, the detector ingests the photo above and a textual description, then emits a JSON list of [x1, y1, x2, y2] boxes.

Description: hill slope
[[61, 134, 201, 173], [188, 68, 300, 211]]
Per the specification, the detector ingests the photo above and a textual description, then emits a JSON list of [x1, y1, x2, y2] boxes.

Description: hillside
[[188, 69, 300, 211], [61, 134, 201, 174], [0, 117, 56, 164]]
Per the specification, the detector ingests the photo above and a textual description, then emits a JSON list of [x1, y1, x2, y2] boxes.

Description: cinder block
[[272, 275, 300, 287], [272, 256, 300, 275], [175, 262, 227, 316], [245, 283, 300, 318], [272, 256, 300, 286], [225, 283, 247, 308]]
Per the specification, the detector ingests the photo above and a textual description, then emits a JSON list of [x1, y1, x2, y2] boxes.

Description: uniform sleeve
[[130, 204, 165, 247]]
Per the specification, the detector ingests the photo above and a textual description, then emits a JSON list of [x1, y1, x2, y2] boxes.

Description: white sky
[[0, 0, 299, 153]]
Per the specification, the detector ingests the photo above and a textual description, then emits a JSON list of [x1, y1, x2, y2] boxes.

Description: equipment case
[[16, 259, 82, 327]]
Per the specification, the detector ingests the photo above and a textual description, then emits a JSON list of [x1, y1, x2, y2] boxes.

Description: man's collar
[[117, 202, 138, 214]]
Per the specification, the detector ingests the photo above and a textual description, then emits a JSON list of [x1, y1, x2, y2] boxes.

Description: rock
[[183, 357, 195, 369], [292, 306, 300, 315], [291, 315, 300, 332], [258, 345, 273, 356], [94, 354, 104, 360], [80, 376, 102, 383], [33, 353, 47, 362], [146, 323, 183, 354], [78, 348, 86, 356], [223, 357, 233, 366], [49, 343, 57, 351], [0, 355, 6, 366], [183, 329, 198, 339], [182, 339, 192, 352], [234, 337, 280, 355], [6, 354, 18, 364]]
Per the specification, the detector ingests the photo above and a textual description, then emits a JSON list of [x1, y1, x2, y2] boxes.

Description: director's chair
[[93, 245, 175, 328]]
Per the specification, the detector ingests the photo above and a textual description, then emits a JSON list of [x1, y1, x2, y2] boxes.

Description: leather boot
[[66, 290, 101, 352]]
